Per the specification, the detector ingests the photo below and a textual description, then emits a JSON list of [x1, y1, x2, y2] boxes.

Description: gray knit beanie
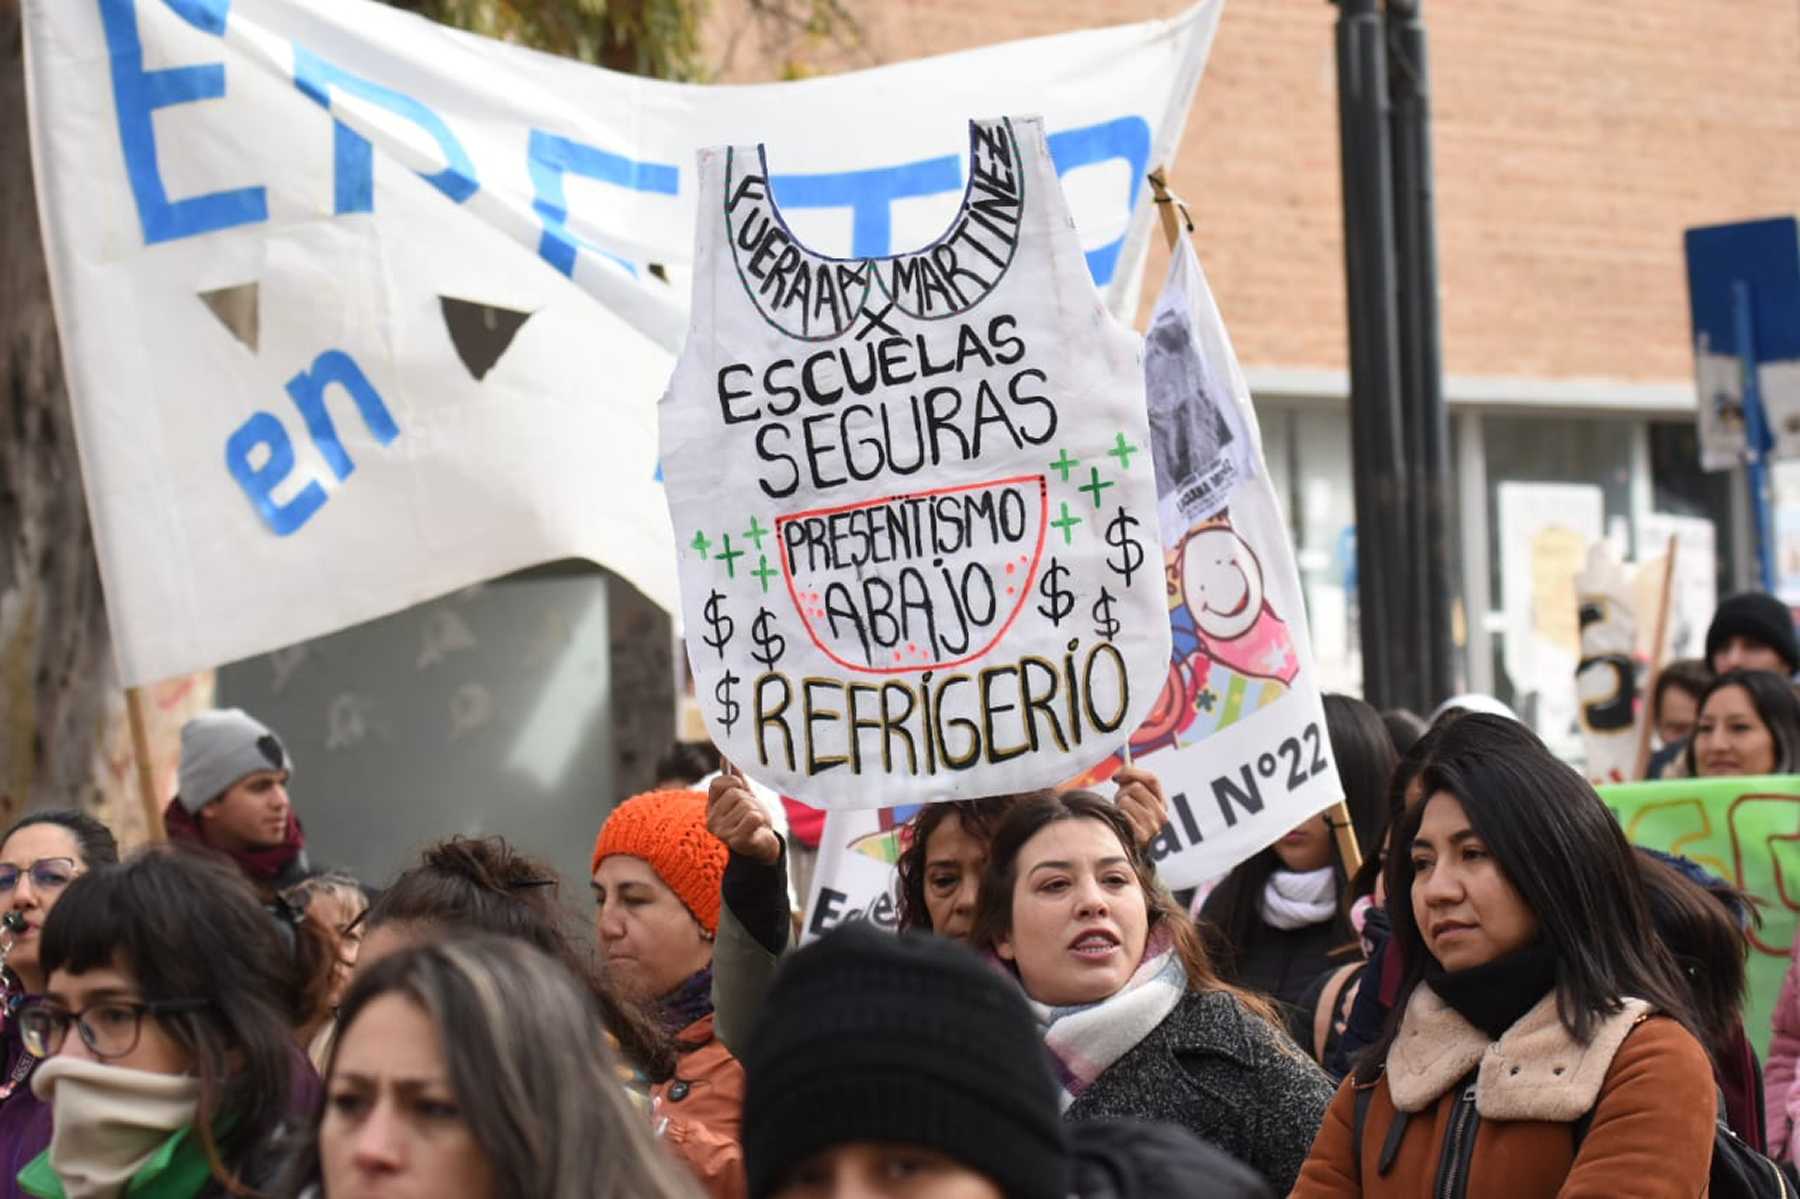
[[176, 709, 292, 813]]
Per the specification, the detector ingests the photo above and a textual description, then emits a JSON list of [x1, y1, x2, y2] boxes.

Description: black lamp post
[[1333, 0, 1455, 711]]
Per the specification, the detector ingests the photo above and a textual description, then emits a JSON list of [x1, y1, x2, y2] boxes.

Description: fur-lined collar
[[1386, 986, 1650, 1121]]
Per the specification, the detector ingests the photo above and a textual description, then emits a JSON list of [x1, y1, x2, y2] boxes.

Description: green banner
[[1598, 775, 1800, 1058]]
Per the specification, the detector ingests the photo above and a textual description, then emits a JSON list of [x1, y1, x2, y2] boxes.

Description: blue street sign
[[1684, 217, 1800, 592]]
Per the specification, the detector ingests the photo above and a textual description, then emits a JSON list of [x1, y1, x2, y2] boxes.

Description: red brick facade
[[705, 0, 1800, 387]]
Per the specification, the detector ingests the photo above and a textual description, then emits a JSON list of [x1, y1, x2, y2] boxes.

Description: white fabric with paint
[[661, 116, 1172, 805], [800, 239, 1345, 914], [20, 0, 1219, 684]]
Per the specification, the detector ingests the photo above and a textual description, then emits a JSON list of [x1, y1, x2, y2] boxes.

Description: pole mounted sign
[[1684, 217, 1800, 593]]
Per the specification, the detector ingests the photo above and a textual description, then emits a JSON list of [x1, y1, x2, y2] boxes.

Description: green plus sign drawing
[[744, 516, 770, 551], [715, 533, 745, 578], [1048, 449, 1080, 483], [689, 530, 712, 558], [751, 555, 778, 593], [1051, 502, 1083, 545], [1108, 432, 1140, 471], [1079, 466, 1115, 509]]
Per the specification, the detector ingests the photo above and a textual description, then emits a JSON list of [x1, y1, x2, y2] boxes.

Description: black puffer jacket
[[1069, 1120, 1271, 1199]]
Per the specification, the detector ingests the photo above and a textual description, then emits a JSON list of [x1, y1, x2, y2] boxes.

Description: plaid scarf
[[1029, 926, 1186, 1111]]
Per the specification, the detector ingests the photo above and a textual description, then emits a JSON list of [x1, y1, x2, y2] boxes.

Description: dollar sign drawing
[[701, 590, 735, 659], [1036, 558, 1075, 626], [1092, 587, 1121, 643], [715, 670, 741, 735], [750, 608, 787, 669], [1105, 508, 1145, 588]]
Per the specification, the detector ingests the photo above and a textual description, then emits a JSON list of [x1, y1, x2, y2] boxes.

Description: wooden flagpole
[[1146, 167, 1193, 251], [1632, 535, 1681, 781], [124, 687, 167, 843]]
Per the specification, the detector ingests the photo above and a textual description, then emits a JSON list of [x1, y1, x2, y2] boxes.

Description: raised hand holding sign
[[707, 765, 782, 866]]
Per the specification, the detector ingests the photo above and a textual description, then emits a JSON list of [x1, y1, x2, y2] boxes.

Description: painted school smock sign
[[660, 117, 1171, 806]]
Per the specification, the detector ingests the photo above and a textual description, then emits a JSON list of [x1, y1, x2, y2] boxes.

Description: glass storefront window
[[1650, 420, 1741, 603], [1255, 400, 1361, 696]]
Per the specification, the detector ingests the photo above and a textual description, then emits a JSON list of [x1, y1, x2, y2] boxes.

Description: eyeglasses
[[18, 996, 209, 1061], [0, 859, 78, 894]]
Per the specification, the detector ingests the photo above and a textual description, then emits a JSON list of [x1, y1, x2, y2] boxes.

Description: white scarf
[[31, 1056, 201, 1199], [1029, 927, 1187, 1111], [1259, 866, 1338, 931]]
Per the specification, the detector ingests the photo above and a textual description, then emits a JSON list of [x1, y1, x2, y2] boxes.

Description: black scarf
[[1424, 938, 1558, 1041], [657, 965, 716, 1037]]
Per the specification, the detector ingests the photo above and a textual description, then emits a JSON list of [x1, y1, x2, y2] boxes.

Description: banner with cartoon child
[[1062, 236, 1342, 889], [1599, 775, 1800, 1058]]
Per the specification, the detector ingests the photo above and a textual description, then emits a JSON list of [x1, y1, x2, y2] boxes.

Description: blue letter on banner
[[225, 411, 325, 536], [769, 156, 962, 260], [1047, 116, 1152, 287], [293, 46, 479, 214], [527, 130, 678, 277], [97, 0, 268, 245], [283, 349, 399, 481]]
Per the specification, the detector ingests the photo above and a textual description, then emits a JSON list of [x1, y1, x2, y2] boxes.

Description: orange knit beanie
[[591, 789, 727, 935]]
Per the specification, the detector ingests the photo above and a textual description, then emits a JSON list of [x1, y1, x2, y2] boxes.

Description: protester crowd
[[3, 591, 1800, 1197]]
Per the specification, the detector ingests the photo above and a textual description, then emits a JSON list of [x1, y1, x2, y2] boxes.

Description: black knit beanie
[[1706, 591, 1800, 674], [740, 922, 1068, 1199]]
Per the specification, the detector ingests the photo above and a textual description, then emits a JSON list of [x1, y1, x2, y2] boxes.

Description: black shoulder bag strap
[[1351, 1073, 1417, 1180]]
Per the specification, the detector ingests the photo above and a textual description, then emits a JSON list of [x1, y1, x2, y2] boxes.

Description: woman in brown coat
[[1291, 715, 1716, 1198]]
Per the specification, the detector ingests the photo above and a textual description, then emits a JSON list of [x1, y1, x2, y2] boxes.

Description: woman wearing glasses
[[13, 845, 325, 1198], [0, 811, 117, 1199]]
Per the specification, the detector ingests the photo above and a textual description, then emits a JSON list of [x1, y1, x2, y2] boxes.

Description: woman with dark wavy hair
[[971, 790, 1333, 1194]]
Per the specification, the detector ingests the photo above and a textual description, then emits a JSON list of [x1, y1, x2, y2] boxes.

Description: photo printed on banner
[[660, 117, 1171, 807], [1145, 267, 1256, 542]]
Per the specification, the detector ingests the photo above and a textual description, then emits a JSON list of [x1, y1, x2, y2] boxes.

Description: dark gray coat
[[1065, 988, 1335, 1195]]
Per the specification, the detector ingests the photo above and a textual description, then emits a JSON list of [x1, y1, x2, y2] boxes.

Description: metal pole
[[1386, 0, 1455, 708], [1334, 0, 1409, 709], [1733, 280, 1779, 592]]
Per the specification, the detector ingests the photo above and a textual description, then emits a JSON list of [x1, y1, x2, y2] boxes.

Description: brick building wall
[[704, 0, 1800, 388]]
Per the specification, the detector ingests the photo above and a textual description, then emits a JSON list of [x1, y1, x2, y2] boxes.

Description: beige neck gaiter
[[30, 1055, 202, 1199]]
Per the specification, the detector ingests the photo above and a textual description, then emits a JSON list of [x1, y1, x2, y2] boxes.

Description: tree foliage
[[381, 0, 707, 78], [382, 0, 864, 81]]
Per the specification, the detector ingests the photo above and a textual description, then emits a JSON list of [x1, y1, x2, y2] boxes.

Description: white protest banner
[[21, 0, 1220, 686], [660, 117, 1174, 806], [796, 239, 1341, 921], [1060, 237, 1342, 889]]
